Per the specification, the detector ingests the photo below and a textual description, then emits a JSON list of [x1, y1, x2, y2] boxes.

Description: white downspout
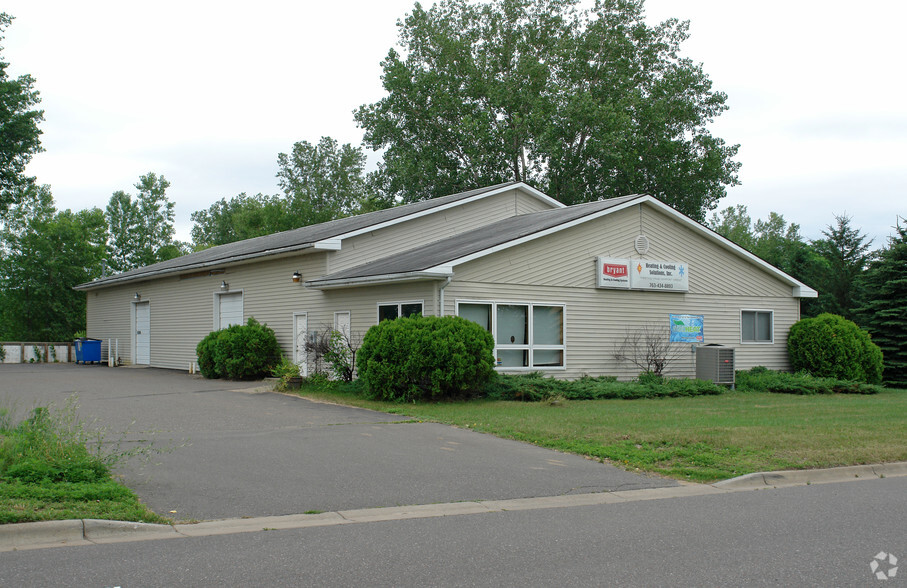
[[438, 276, 452, 317]]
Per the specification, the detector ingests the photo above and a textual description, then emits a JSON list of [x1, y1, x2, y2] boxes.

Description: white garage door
[[219, 292, 243, 328], [135, 301, 150, 365]]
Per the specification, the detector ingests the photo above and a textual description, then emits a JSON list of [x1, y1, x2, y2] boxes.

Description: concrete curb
[[713, 461, 907, 489], [0, 519, 87, 550], [3, 462, 905, 552]]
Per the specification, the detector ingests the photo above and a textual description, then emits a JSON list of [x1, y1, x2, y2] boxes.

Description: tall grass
[[0, 399, 167, 524]]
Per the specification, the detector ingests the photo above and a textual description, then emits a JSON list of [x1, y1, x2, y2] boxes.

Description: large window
[[378, 301, 423, 322], [741, 310, 773, 343], [457, 301, 565, 369]]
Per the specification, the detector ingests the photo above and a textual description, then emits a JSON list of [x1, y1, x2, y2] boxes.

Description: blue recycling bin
[[74, 338, 101, 364]]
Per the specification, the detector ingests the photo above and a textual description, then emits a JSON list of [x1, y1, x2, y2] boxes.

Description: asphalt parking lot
[[0, 364, 676, 521]]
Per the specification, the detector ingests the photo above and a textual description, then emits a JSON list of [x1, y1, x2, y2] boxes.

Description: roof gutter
[[75, 243, 317, 291]]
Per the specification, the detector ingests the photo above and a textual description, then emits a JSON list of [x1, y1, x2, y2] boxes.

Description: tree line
[[0, 3, 903, 384]]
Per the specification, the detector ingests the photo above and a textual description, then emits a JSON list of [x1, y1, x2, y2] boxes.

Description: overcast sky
[[4, 0, 904, 246]]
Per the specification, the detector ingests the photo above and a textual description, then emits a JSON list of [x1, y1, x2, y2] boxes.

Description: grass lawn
[[297, 386, 907, 483]]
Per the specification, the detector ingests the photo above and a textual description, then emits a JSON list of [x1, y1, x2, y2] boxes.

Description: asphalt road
[[0, 364, 674, 520], [1, 476, 903, 586]]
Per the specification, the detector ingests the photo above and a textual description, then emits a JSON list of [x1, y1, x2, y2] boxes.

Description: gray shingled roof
[[76, 182, 522, 290], [307, 194, 643, 286]]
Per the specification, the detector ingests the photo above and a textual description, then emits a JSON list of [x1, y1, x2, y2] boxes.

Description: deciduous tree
[[190, 137, 383, 248], [355, 0, 740, 219], [105, 172, 186, 271], [0, 185, 107, 340], [0, 13, 44, 215], [277, 137, 377, 226]]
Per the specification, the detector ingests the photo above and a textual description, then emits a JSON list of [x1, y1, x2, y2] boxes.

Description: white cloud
[[4, 0, 904, 246]]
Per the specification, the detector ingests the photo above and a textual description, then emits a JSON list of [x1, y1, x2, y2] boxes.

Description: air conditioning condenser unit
[[695, 344, 735, 386]]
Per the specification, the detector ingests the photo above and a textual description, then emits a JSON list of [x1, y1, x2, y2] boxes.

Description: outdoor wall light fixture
[[220, 281, 229, 291], [134, 292, 141, 301], [291, 271, 302, 283]]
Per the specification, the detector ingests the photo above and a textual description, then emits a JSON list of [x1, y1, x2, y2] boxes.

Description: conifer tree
[[858, 219, 907, 387]]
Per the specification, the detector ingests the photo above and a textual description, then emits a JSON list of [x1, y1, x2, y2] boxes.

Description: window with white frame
[[378, 301, 423, 322], [741, 310, 773, 343], [457, 301, 565, 369]]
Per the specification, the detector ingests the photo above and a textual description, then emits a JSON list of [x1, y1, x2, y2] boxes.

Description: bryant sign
[[596, 257, 689, 292]]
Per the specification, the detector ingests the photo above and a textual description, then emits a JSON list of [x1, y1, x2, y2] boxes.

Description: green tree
[[355, 0, 740, 219], [708, 204, 756, 250], [105, 172, 186, 271], [0, 185, 107, 340], [191, 137, 383, 248], [0, 13, 44, 216], [858, 218, 907, 387], [190, 193, 288, 249], [810, 214, 873, 320], [277, 136, 378, 225]]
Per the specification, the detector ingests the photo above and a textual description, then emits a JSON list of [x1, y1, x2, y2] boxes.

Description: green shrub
[[357, 315, 495, 402], [196, 317, 281, 380], [788, 313, 883, 384], [271, 355, 300, 380], [196, 330, 221, 379], [736, 366, 882, 395], [271, 356, 301, 390]]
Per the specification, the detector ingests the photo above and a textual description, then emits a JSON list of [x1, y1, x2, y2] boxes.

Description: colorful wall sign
[[596, 257, 631, 289], [670, 314, 704, 342]]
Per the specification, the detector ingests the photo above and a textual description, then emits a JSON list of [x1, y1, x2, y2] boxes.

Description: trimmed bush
[[357, 315, 495, 402], [196, 330, 220, 378], [195, 317, 281, 380], [788, 313, 883, 384]]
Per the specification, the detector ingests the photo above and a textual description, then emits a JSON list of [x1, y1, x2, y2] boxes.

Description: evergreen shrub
[[356, 315, 495, 402], [483, 372, 723, 401], [736, 366, 882, 395], [787, 313, 883, 384], [196, 318, 281, 380]]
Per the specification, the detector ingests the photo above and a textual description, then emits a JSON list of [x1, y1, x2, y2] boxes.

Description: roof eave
[[74, 243, 318, 291], [305, 270, 452, 290], [793, 285, 819, 298]]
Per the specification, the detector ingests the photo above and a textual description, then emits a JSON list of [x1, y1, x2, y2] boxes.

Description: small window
[[742, 310, 773, 343], [459, 303, 492, 331], [378, 301, 423, 322]]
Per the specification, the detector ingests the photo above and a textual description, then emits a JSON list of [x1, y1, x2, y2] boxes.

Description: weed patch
[[0, 400, 166, 524]]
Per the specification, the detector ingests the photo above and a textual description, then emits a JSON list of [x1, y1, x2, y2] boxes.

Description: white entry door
[[334, 311, 351, 338], [218, 292, 243, 329], [293, 312, 308, 377], [134, 301, 150, 365]]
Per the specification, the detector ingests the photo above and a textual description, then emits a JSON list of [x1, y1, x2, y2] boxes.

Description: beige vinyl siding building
[[77, 182, 816, 379]]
